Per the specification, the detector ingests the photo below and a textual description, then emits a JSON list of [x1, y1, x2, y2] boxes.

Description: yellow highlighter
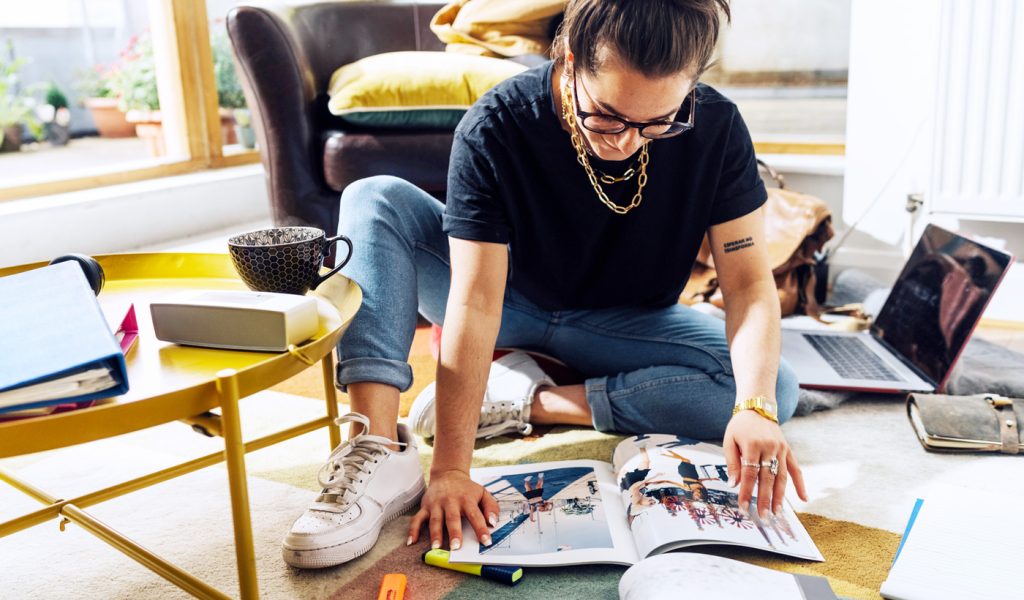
[[422, 549, 524, 585]]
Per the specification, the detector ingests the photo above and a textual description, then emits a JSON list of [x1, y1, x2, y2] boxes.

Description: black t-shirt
[[443, 61, 766, 311]]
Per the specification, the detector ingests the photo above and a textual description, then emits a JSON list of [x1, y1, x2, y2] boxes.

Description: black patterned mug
[[228, 227, 353, 295]]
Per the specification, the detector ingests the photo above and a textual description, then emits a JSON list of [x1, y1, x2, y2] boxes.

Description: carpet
[[5, 327, 1022, 599]]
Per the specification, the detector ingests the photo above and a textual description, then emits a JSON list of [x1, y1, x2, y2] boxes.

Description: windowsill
[[0, 164, 270, 269], [756, 153, 845, 177], [0, 164, 263, 218], [757, 151, 843, 175]]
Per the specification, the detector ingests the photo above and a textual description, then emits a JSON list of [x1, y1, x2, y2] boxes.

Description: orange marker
[[378, 573, 406, 600]]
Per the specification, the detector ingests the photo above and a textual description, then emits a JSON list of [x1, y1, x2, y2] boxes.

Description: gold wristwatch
[[733, 395, 779, 423]]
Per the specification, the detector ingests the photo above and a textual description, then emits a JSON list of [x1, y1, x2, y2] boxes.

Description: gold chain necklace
[[595, 157, 641, 184], [560, 78, 650, 215]]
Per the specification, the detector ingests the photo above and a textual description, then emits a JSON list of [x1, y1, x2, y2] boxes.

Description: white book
[[621, 554, 837, 600], [881, 491, 1024, 600]]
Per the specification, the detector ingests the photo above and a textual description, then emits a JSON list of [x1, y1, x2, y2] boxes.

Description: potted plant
[[38, 83, 72, 146], [0, 45, 42, 153], [107, 32, 164, 156], [212, 29, 246, 146], [77, 64, 136, 138], [233, 107, 256, 149]]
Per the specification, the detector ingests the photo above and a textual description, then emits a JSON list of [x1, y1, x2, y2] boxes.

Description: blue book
[[0, 262, 129, 414]]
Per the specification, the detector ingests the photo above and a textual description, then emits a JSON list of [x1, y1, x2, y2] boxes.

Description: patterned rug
[[0, 326, 908, 600], [270, 326, 902, 600]]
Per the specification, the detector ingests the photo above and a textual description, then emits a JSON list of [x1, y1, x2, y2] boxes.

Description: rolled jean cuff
[[335, 357, 414, 393], [584, 377, 616, 433]]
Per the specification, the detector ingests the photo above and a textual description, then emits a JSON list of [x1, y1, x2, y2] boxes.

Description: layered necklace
[[560, 76, 650, 215]]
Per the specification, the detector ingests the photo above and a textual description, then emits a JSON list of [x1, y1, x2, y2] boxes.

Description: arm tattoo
[[723, 236, 754, 253]]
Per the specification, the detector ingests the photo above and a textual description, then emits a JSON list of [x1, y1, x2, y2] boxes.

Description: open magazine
[[450, 434, 824, 566]]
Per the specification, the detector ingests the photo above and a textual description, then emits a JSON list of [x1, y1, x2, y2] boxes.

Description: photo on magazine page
[[613, 434, 823, 562], [450, 460, 640, 566]]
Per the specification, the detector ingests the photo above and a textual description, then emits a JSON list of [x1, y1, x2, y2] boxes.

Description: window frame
[[0, 0, 259, 203]]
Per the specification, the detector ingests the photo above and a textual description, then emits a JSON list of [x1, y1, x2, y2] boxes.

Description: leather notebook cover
[[906, 393, 1023, 454]]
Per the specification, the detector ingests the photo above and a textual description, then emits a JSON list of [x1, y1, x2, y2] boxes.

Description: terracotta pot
[[0, 125, 21, 152], [125, 110, 166, 157], [84, 97, 136, 138], [219, 108, 238, 146]]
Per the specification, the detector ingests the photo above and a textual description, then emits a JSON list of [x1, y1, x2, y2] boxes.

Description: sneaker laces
[[477, 400, 533, 439], [314, 413, 406, 509]]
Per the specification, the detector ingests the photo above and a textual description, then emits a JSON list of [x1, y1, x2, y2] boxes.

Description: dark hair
[[552, 0, 731, 78]]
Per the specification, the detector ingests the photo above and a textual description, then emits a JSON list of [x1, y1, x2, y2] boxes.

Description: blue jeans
[[335, 176, 799, 439]]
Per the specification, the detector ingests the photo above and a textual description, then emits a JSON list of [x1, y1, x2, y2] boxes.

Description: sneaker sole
[[408, 382, 437, 439], [281, 477, 425, 569]]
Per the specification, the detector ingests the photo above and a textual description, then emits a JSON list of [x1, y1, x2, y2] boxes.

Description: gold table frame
[[0, 253, 363, 599]]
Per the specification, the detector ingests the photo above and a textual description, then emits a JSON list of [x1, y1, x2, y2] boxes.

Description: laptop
[[782, 224, 1013, 393]]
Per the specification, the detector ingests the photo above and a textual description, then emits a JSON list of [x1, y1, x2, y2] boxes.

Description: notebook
[[881, 492, 1024, 599], [0, 262, 129, 413]]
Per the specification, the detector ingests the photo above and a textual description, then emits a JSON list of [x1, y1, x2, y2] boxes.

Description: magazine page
[[449, 459, 640, 567], [612, 434, 824, 562]]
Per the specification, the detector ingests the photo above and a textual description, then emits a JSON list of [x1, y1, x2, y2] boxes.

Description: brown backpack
[[682, 160, 834, 317]]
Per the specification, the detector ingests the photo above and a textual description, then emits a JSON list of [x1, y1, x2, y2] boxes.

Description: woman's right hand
[[407, 469, 500, 551]]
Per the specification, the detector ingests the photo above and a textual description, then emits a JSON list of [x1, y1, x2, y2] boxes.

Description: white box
[[150, 290, 318, 352]]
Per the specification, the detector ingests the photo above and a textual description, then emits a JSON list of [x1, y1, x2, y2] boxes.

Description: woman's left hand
[[723, 410, 807, 519]]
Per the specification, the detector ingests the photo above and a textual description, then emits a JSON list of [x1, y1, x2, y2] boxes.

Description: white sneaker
[[282, 413, 425, 568], [408, 351, 555, 439]]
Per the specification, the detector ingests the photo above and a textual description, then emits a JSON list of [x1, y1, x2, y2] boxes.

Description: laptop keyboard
[[803, 334, 906, 382]]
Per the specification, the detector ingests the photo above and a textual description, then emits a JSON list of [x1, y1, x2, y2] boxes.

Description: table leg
[[322, 353, 341, 450], [217, 369, 260, 600], [61, 504, 232, 600]]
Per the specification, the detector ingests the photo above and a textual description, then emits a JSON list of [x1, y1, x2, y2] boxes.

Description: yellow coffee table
[[0, 253, 362, 600]]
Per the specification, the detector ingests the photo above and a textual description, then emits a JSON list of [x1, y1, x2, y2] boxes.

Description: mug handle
[[312, 234, 354, 290]]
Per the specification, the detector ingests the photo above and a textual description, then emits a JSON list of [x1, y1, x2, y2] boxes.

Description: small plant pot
[[125, 110, 166, 157], [45, 122, 71, 147], [0, 125, 22, 153], [84, 97, 137, 138], [219, 108, 238, 146], [234, 124, 256, 149]]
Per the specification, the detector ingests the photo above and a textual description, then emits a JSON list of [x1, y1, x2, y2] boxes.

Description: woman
[[661, 449, 719, 501], [281, 0, 807, 569], [523, 474, 554, 522]]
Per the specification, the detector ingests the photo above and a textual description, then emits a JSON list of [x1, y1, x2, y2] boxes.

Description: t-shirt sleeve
[[443, 126, 511, 244], [709, 108, 767, 225]]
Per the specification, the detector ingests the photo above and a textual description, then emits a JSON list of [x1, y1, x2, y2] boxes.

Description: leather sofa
[[227, 1, 451, 239]]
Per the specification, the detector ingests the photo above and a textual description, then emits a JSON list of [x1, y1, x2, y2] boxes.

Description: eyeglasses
[[573, 73, 695, 140]]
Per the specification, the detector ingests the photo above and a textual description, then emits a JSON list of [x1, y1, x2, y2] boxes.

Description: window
[[703, 0, 850, 155], [207, 0, 257, 158], [0, 0, 258, 202]]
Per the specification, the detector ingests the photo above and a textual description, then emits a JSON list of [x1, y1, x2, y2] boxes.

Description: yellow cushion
[[327, 51, 528, 129]]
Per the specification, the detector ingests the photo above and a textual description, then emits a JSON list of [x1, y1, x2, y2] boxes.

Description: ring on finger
[[741, 460, 762, 469], [759, 457, 779, 477]]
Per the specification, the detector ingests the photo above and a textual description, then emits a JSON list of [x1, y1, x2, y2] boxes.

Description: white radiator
[[929, 0, 1024, 219]]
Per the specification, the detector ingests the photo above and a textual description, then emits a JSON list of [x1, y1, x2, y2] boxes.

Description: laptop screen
[[871, 225, 1012, 385]]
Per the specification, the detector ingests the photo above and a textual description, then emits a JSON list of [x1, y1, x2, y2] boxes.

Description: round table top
[[0, 253, 362, 458]]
